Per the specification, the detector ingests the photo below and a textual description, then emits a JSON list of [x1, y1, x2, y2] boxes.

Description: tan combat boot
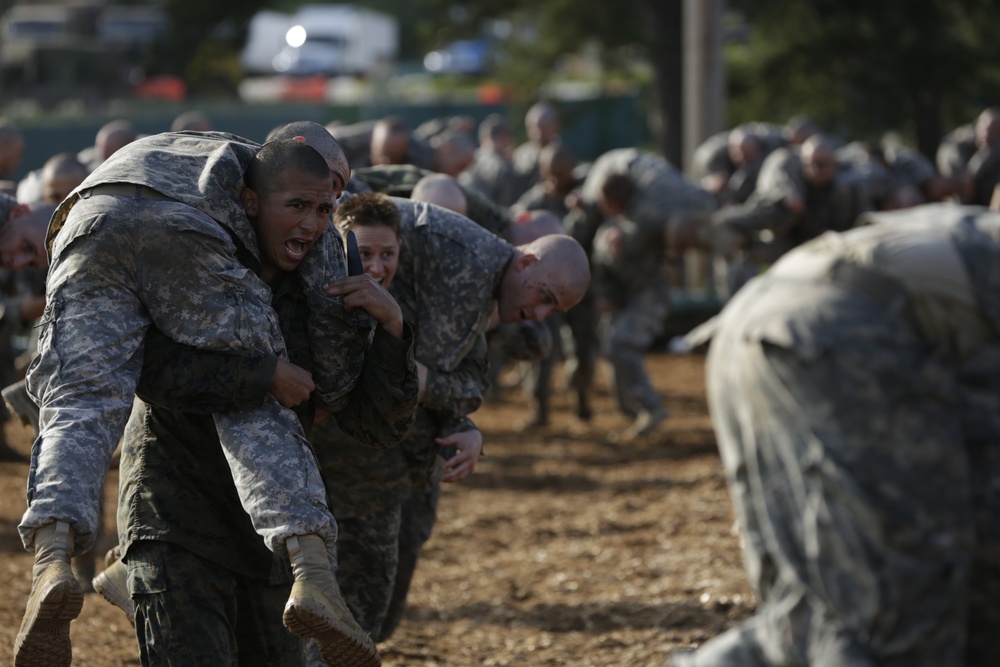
[[92, 549, 135, 625], [282, 534, 381, 667], [14, 520, 84, 667]]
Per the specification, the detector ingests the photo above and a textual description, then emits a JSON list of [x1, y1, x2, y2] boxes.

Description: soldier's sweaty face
[[248, 168, 334, 281]]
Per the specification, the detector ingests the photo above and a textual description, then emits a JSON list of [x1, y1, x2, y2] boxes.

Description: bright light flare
[[286, 25, 307, 48]]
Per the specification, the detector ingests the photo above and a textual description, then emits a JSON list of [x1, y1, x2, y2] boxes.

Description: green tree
[[727, 0, 1000, 155]]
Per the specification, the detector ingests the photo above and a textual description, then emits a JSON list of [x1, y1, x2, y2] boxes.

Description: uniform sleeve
[[298, 225, 375, 411], [135, 326, 277, 414], [421, 332, 488, 419], [333, 321, 420, 449]]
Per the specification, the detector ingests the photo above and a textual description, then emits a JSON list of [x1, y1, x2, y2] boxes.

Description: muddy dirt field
[[0, 351, 753, 666]]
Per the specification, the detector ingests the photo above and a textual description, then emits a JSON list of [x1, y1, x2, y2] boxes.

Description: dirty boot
[[14, 520, 84, 667], [92, 550, 135, 625], [282, 534, 381, 667]]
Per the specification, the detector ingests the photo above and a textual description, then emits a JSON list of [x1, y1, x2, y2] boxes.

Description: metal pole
[[682, 0, 726, 178]]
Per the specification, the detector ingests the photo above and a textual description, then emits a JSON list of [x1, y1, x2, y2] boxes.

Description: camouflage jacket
[[49, 130, 371, 411], [390, 198, 513, 431], [585, 149, 714, 297], [125, 268, 419, 579]]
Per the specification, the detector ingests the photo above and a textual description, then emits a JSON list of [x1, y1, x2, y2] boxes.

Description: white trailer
[[271, 4, 398, 76]]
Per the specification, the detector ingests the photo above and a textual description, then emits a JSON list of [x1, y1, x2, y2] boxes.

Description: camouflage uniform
[[713, 145, 868, 297], [674, 204, 1000, 667], [508, 184, 584, 421], [378, 199, 514, 640], [19, 131, 369, 559], [122, 262, 418, 664], [459, 145, 519, 208], [585, 149, 716, 420], [691, 122, 786, 206]]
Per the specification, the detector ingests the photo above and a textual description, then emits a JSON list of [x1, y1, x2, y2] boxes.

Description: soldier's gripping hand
[[323, 274, 404, 339], [268, 360, 315, 408], [438, 428, 483, 484]]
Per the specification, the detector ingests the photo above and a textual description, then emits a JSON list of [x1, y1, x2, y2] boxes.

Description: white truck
[[266, 4, 398, 76]]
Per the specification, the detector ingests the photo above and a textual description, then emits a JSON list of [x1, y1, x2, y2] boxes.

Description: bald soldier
[[513, 101, 561, 197], [39, 153, 89, 205], [411, 172, 468, 215], [372, 197, 590, 640]]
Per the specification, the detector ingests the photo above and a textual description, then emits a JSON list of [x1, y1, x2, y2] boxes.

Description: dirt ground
[[0, 351, 754, 667]]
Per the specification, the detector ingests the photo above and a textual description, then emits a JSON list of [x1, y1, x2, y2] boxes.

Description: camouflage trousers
[[128, 540, 304, 667], [602, 278, 671, 416], [334, 507, 403, 639], [682, 274, 999, 666], [379, 469, 441, 642], [21, 194, 335, 558]]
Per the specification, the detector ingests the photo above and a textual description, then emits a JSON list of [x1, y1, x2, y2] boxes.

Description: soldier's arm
[[328, 320, 419, 450], [134, 325, 278, 414], [420, 333, 489, 419]]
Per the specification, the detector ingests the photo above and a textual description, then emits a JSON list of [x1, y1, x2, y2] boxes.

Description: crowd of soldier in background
[[3, 104, 1000, 454]]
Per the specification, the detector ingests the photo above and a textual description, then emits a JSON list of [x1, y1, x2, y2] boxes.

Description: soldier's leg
[[378, 479, 440, 642], [563, 293, 598, 420], [335, 505, 403, 638], [605, 282, 671, 439], [128, 540, 295, 667]]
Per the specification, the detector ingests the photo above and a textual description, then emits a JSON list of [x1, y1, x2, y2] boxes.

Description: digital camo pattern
[[602, 275, 671, 416], [331, 508, 402, 640], [349, 164, 512, 237], [390, 197, 514, 373], [379, 470, 440, 643], [679, 207, 1000, 666], [296, 224, 374, 411], [325, 322, 419, 457], [587, 149, 715, 300], [47, 131, 261, 261], [128, 540, 304, 666], [21, 131, 364, 554], [23, 195, 298, 554]]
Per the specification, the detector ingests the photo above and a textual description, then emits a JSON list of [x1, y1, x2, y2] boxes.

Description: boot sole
[[13, 577, 84, 667], [283, 597, 381, 667], [93, 570, 136, 626]]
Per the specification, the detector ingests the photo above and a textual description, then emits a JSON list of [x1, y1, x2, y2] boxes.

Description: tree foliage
[[727, 0, 1000, 152]]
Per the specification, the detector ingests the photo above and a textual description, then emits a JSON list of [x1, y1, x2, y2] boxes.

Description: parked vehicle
[[240, 10, 293, 76], [270, 4, 398, 76]]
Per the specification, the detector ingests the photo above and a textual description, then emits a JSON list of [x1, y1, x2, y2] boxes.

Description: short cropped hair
[[245, 139, 330, 194], [334, 191, 401, 238], [600, 173, 635, 209]]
